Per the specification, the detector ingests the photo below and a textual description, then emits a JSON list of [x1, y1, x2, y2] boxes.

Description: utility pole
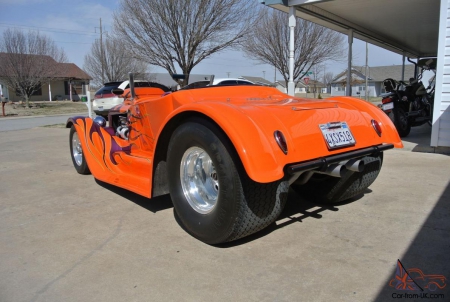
[[274, 65, 276, 83], [226, 72, 230, 78], [100, 18, 104, 84], [263, 70, 266, 79], [365, 42, 369, 101]]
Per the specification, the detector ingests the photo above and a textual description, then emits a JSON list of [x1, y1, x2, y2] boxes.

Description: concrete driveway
[[0, 128, 449, 302]]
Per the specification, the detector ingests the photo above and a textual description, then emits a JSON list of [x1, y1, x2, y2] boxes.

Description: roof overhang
[[261, 0, 440, 59]]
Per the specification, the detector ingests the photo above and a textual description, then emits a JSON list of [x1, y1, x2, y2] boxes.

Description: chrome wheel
[[72, 131, 83, 166], [180, 147, 219, 214]]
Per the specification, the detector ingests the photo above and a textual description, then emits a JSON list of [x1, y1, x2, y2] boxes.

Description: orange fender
[[157, 102, 286, 183]]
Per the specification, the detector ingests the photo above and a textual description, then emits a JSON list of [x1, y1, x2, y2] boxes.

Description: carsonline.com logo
[[389, 259, 446, 299]]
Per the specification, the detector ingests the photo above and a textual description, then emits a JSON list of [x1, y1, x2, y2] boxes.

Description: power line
[[54, 41, 93, 45], [0, 23, 98, 36]]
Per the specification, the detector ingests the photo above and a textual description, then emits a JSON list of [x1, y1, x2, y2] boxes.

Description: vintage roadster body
[[67, 79, 402, 244]]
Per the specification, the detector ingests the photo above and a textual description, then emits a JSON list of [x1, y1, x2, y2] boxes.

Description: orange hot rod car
[[67, 75, 402, 244]]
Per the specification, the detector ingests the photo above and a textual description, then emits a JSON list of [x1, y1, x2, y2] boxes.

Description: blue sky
[[1, 0, 405, 81]]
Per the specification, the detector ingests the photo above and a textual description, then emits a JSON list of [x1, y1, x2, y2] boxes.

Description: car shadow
[[217, 188, 371, 248], [94, 179, 173, 213], [94, 178, 370, 247]]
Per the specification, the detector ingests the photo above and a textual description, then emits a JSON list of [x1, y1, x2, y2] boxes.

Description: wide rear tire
[[291, 154, 383, 204], [391, 107, 411, 137], [167, 121, 288, 244]]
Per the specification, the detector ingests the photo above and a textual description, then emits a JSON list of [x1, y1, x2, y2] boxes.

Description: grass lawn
[[1, 101, 89, 117]]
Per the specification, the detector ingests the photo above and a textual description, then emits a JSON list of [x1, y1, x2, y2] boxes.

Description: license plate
[[98, 106, 104, 111], [382, 102, 394, 110], [319, 121, 356, 149]]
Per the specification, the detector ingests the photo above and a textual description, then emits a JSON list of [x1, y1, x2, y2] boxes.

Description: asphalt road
[[0, 128, 449, 302], [0, 113, 87, 132]]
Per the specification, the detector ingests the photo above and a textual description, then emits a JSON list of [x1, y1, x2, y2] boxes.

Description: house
[[0, 53, 92, 102], [305, 80, 327, 94], [275, 80, 326, 94], [275, 81, 307, 93], [330, 65, 415, 97]]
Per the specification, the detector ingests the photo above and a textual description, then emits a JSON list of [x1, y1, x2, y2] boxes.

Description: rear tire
[[167, 121, 288, 244], [391, 107, 411, 137], [69, 126, 91, 175], [291, 154, 383, 204]]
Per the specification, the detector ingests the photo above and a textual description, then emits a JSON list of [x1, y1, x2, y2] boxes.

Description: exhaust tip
[[345, 159, 365, 172], [325, 163, 347, 177]]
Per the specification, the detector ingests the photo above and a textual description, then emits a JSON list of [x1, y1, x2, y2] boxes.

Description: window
[[65, 81, 84, 96], [359, 86, 366, 91]]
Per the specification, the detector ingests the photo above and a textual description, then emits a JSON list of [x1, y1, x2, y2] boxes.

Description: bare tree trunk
[[114, 0, 258, 86]]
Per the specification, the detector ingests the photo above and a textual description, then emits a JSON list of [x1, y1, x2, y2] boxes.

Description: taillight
[[371, 120, 382, 137], [274, 130, 288, 154], [382, 97, 391, 104]]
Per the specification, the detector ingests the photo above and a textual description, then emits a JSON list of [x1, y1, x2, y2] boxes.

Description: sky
[[0, 0, 407, 83]]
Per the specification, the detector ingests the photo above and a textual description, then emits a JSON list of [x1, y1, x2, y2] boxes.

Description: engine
[[115, 115, 129, 140]]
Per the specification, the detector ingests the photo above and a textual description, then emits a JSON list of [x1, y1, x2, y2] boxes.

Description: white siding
[[431, 0, 450, 147]]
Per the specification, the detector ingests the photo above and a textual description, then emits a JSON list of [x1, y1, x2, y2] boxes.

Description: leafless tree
[[241, 8, 345, 85], [309, 65, 324, 98], [113, 0, 258, 86], [83, 35, 149, 86], [323, 72, 334, 86], [0, 28, 67, 107], [322, 71, 334, 94]]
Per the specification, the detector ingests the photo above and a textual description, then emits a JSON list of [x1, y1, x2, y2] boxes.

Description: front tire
[[69, 125, 91, 175], [167, 121, 288, 244]]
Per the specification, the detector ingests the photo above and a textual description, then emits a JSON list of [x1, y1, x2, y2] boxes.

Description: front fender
[[159, 102, 286, 183]]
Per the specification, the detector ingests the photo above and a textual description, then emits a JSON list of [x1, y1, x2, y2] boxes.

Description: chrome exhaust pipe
[[345, 159, 365, 172], [316, 164, 347, 178]]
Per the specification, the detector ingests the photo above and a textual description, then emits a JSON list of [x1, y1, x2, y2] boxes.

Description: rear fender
[[158, 102, 285, 183]]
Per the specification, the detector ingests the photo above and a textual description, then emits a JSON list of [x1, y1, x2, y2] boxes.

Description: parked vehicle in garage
[[93, 80, 170, 116], [67, 73, 402, 244], [380, 58, 436, 137]]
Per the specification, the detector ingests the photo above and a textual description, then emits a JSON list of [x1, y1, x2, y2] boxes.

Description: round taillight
[[274, 130, 288, 155], [371, 119, 382, 137]]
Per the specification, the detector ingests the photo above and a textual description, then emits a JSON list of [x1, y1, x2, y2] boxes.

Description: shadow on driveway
[[95, 179, 173, 213], [94, 178, 367, 247], [373, 180, 450, 301]]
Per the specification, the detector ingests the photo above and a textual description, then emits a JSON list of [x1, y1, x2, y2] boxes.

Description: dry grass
[[294, 93, 382, 102], [1, 101, 89, 117]]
